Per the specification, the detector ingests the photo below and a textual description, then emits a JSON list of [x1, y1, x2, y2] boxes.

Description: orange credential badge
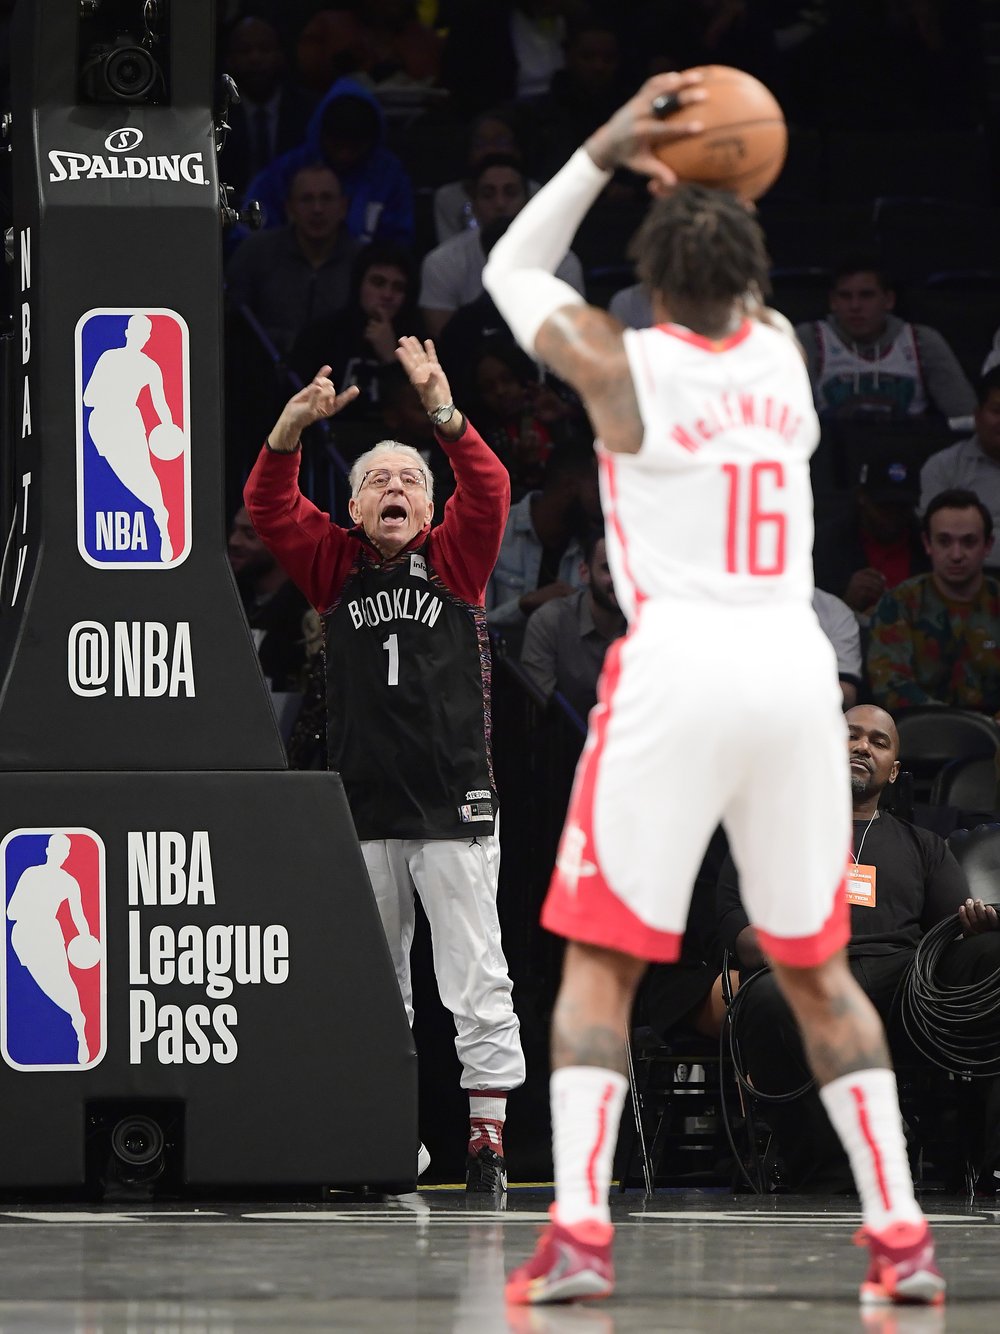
[[847, 863, 876, 908]]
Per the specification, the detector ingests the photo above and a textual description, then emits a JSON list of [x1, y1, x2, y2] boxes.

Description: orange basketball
[[653, 65, 787, 201]]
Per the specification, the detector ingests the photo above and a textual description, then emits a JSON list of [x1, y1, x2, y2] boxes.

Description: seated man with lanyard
[[717, 703, 1000, 1192]]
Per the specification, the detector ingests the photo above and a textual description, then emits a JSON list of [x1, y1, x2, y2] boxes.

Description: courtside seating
[[895, 708, 1000, 803]]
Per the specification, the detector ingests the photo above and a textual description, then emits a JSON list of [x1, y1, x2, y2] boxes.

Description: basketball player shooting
[[483, 72, 945, 1308]]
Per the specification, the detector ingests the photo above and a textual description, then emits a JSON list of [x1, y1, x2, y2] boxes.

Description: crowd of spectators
[[219, 2, 1000, 1193], [222, 2, 1000, 732]]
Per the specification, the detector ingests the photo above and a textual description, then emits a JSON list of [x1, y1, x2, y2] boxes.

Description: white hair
[[349, 440, 434, 501]]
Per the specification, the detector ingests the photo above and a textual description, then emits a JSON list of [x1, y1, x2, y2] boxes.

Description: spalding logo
[[48, 149, 207, 185], [705, 135, 749, 169], [105, 128, 144, 153]]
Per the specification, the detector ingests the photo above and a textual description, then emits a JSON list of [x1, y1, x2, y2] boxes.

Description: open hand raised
[[268, 366, 360, 452], [395, 337, 454, 415]]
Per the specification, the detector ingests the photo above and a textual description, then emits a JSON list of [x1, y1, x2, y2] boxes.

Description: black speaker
[[78, 0, 170, 107], [86, 1098, 183, 1200]]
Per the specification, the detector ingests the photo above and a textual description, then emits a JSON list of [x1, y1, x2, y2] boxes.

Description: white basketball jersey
[[604, 319, 821, 619]]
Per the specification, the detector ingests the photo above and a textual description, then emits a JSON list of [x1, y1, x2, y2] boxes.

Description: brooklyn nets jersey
[[325, 542, 496, 841]]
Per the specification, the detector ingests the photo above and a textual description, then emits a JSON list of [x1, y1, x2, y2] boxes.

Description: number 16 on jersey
[[722, 461, 787, 576]]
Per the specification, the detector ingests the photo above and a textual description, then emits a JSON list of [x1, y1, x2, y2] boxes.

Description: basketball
[[148, 421, 187, 461], [67, 933, 102, 970], [654, 65, 787, 201]]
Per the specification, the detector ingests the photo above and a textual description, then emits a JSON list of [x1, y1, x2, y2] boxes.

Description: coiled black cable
[[718, 1008, 762, 1193], [724, 964, 816, 1104], [899, 909, 1000, 1077], [716, 958, 815, 1194]]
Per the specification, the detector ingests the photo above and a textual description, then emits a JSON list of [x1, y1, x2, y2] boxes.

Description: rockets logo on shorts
[[76, 308, 192, 569], [554, 823, 597, 895], [0, 829, 107, 1072]]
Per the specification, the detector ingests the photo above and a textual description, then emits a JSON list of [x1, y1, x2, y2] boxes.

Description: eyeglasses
[[360, 467, 427, 491]]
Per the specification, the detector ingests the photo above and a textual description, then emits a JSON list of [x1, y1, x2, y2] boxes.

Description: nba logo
[[0, 829, 107, 1072], [76, 308, 192, 569]]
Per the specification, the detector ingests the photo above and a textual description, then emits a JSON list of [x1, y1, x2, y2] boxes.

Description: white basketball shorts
[[542, 598, 851, 967]]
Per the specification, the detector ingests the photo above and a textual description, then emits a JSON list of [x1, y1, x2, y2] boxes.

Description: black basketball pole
[[0, 0, 415, 1195]]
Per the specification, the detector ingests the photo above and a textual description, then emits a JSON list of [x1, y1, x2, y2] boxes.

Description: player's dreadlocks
[[628, 185, 771, 306]]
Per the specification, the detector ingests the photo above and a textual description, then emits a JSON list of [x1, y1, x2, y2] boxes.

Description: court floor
[[0, 1187, 993, 1332]]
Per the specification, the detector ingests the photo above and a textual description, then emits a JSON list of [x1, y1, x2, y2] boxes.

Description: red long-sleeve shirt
[[243, 416, 510, 611], [244, 416, 511, 839]]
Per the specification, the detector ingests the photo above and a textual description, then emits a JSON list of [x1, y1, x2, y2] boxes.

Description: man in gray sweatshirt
[[795, 257, 975, 421]]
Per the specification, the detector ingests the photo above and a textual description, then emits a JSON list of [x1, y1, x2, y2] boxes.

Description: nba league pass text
[[128, 831, 290, 1064]]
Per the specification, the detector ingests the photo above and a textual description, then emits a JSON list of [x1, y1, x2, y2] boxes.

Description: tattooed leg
[[551, 941, 648, 1072], [767, 950, 925, 1234], [768, 951, 890, 1086], [545, 941, 648, 1226]]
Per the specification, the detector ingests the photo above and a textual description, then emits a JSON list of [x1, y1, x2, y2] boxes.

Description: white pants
[[361, 833, 525, 1091]]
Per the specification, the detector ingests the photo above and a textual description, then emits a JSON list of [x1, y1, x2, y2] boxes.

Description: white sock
[[551, 1066, 628, 1227], [469, 1094, 507, 1125], [819, 1068, 924, 1233]]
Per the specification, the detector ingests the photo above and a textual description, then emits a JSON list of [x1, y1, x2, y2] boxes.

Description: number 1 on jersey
[[722, 461, 787, 576], [383, 632, 399, 686]]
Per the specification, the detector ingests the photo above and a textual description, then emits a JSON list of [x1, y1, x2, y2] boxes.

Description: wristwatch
[[427, 401, 456, 426]]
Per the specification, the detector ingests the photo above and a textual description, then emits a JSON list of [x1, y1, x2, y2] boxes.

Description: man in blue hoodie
[[243, 77, 415, 247]]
